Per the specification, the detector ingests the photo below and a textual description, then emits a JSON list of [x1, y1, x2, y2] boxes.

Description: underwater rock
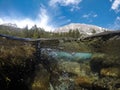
[[75, 76, 93, 88], [90, 53, 120, 74], [92, 77, 120, 90], [32, 64, 50, 90], [90, 53, 106, 72], [57, 61, 81, 76], [100, 67, 120, 78]]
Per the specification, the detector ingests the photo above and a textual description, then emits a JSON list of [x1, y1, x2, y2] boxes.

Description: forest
[[0, 25, 82, 38]]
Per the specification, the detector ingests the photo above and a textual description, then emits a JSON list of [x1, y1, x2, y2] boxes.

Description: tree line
[[0, 25, 82, 38]]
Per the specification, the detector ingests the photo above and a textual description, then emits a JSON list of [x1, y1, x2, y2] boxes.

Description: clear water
[[49, 51, 92, 61]]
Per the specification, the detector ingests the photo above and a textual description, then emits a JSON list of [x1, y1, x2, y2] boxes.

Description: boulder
[[57, 61, 81, 76], [75, 76, 93, 88], [100, 67, 120, 77]]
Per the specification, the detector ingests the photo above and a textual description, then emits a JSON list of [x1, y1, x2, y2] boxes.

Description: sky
[[0, 0, 120, 31]]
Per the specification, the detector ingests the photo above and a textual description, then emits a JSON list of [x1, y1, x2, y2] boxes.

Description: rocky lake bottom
[[0, 35, 120, 90], [39, 48, 120, 90]]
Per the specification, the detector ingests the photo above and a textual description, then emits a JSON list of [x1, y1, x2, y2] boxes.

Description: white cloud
[[82, 14, 89, 18], [109, 16, 120, 30], [82, 12, 98, 23], [38, 8, 54, 31], [0, 8, 55, 31], [93, 14, 98, 17], [49, 0, 82, 6], [49, 0, 82, 11], [67, 19, 71, 22], [111, 0, 120, 12], [116, 16, 120, 20], [110, 0, 112, 2], [82, 12, 98, 19], [70, 5, 80, 12]]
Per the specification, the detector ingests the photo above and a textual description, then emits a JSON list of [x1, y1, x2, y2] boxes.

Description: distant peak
[[54, 23, 108, 36], [1, 23, 17, 28]]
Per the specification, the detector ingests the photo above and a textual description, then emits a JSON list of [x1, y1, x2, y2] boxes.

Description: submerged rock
[[90, 53, 107, 72], [100, 67, 120, 78], [93, 77, 120, 90], [32, 64, 50, 90], [75, 76, 93, 88], [57, 61, 81, 76]]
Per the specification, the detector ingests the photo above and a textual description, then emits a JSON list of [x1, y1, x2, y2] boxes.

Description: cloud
[[111, 0, 120, 12], [0, 7, 55, 31], [82, 12, 98, 23], [49, 0, 82, 6], [114, 16, 120, 29], [82, 15, 89, 18], [93, 14, 98, 17], [110, 0, 112, 2], [49, 0, 82, 11], [67, 19, 71, 22], [108, 16, 120, 30], [70, 5, 80, 12], [117, 16, 120, 20], [38, 8, 54, 31], [82, 12, 98, 19]]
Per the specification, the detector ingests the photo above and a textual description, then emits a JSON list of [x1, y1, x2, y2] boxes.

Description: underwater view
[[0, 0, 120, 90], [0, 31, 120, 90]]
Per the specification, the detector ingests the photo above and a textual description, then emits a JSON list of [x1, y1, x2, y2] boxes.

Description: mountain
[[0, 24, 21, 31], [2, 23, 18, 27], [54, 23, 108, 36]]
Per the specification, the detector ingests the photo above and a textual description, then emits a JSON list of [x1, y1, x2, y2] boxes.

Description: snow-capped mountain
[[54, 23, 108, 36], [1, 23, 17, 27]]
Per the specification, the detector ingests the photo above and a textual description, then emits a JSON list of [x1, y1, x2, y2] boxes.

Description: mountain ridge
[[54, 23, 108, 36]]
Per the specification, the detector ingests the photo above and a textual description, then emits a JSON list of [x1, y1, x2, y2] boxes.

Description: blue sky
[[0, 0, 120, 31]]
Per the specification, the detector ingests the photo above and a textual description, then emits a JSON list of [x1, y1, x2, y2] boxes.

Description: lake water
[[49, 51, 92, 61]]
